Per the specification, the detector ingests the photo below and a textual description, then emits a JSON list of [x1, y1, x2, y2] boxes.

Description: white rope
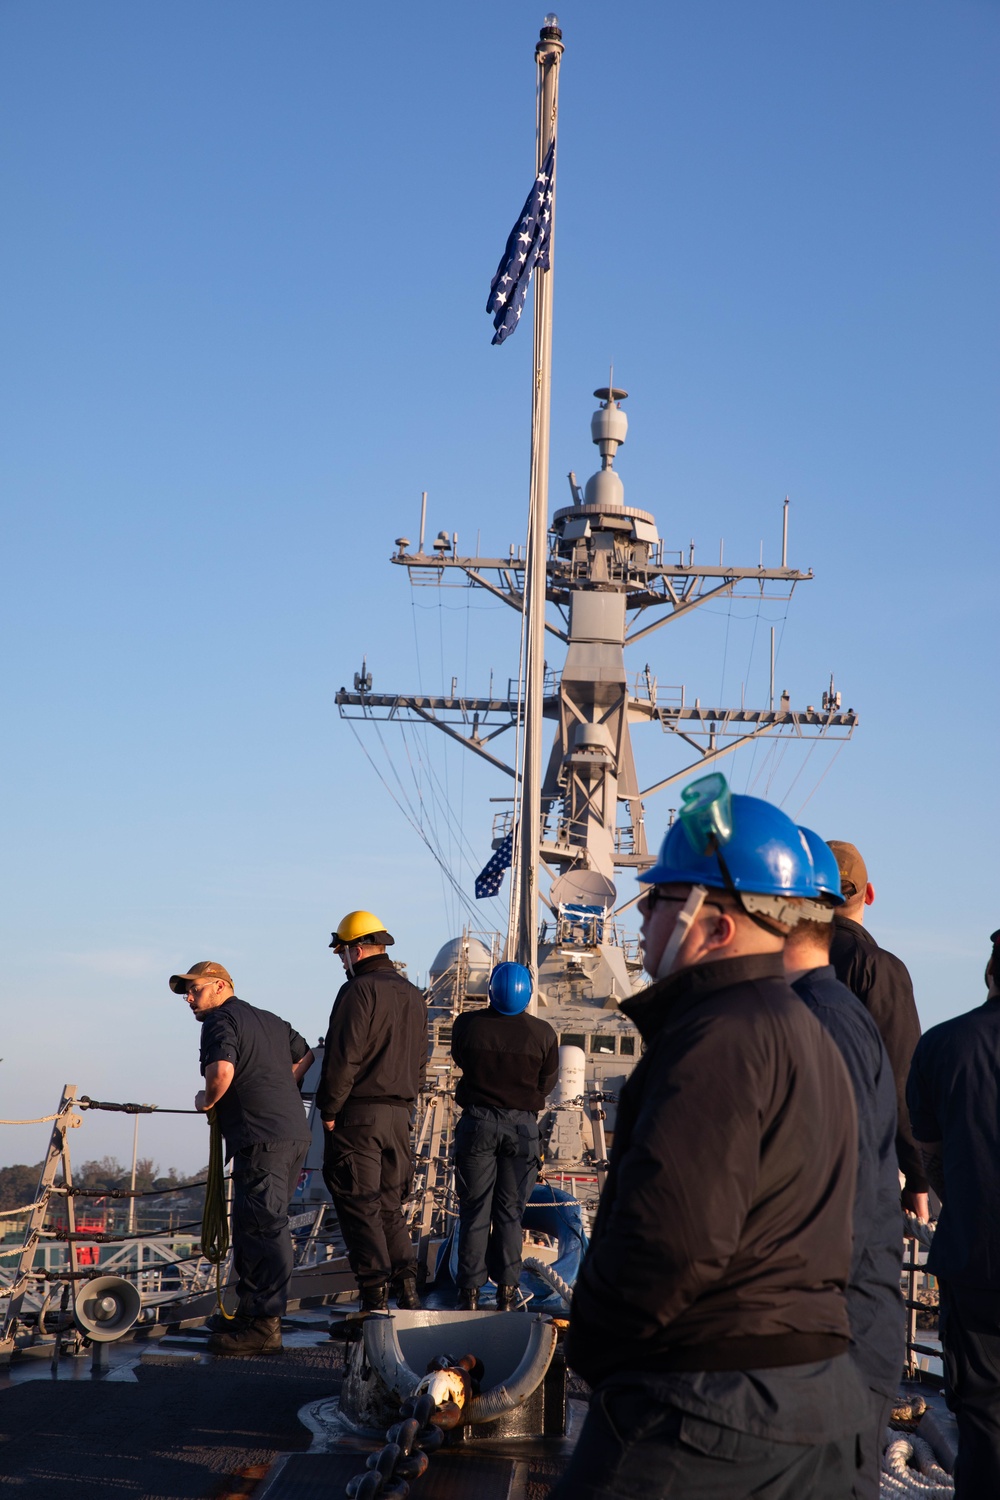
[[0, 1200, 45, 1219], [0, 1242, 34, 1259], [0, 1113, 62, 1125], [523, 1255, 572, 1307], [882, 1432, 954, 1497]]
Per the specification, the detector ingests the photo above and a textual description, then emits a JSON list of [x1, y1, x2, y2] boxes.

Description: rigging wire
[[374, 719, 465, 915], [740, 600, 790, 792], [407, 581, 511, 930], [411, 589, 454, 930], [793, 739, 848, 821], [398, 723, 507, 929], [346, 720, 486, 926], [778, 734, 821, 811]]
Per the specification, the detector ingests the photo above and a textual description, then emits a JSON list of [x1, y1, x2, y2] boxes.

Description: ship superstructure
[[336, 387, 857, 1213]]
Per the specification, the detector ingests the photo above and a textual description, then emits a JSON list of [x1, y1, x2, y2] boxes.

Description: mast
[[512, 14, 563, 987]]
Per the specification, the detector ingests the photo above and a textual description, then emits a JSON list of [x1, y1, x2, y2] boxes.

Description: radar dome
[[428, 936, 493, 996]]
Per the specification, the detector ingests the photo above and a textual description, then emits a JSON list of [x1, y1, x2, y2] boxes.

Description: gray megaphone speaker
[[74, 1275, 142, 1341]]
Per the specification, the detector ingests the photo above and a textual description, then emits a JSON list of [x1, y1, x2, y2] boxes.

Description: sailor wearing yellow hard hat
[[328, 910, 395, 973], [317, 909, 428, 1312]]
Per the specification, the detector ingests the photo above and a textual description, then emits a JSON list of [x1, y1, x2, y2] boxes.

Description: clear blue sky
[[0, 1, 996, 1173]]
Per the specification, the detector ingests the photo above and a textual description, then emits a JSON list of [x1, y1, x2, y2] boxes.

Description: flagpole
[[512, 15, 563, 1000]]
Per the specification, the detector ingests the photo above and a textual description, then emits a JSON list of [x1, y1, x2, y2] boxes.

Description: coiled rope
[[522, 1255, 573, 1307], [200, 1110, 236, 1321], [881, 1432, 954, 1496]]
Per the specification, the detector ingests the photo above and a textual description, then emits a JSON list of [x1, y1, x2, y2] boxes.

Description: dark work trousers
[[548, 1382, 859, 1500], [939, 1280, 1000, 1498], [230, 1139, 307, 1320], [854, 1386, 893, 1499], [322, 1101, 415, 1291], [454, 1105, 539, 1290]]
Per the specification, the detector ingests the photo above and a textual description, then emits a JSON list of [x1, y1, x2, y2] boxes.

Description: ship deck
[[0, 1310, 572, 1499]]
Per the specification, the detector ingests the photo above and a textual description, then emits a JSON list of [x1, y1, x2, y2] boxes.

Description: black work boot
[[393, 1271, 422, 1310], [208, 1315, 282, 1356], [495, 1283, 519, 1311], [360, 1281, 389, 1312], [458, 1287, 479, 1311]]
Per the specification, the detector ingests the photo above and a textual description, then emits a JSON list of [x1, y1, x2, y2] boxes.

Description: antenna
[[419, 491, 427, 554], [781, 495, 789, 567]]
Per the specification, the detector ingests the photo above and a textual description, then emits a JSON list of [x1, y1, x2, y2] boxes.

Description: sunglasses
[[643, 887, 691, 912], [643, 887, 730, 916]]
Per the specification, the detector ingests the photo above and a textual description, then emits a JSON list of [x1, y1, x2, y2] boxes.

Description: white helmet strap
[[655, 886, 707, 981]]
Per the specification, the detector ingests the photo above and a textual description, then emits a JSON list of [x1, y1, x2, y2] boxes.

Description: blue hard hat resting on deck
[[488, 962, 533, 1015], [797, 826, 845, 906]]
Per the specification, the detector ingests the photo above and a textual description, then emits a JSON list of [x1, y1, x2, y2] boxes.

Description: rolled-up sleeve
[[287, 1024, 309, 1064], [200, 1011, 239, 1072]]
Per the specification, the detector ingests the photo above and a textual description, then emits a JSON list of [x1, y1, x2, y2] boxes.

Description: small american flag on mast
[[475, 830, 514, 899], [486, 140, 555, 345]]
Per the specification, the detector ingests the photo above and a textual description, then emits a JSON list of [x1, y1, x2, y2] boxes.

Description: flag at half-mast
[[486, 140, 555, 346]]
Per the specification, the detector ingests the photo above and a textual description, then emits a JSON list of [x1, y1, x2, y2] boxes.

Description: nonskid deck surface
[[0, 1311, 575, 1499], [0, 1338, 345, 1498]]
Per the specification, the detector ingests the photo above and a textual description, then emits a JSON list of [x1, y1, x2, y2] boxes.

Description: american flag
[[486, 140, 555, 346], [475, 830, 514, 898]]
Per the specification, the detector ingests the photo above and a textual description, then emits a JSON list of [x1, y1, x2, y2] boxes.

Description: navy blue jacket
[[907, 996, 1000, 1289], [792, 966, 906, 1395], [831, 915, 927, 1192]]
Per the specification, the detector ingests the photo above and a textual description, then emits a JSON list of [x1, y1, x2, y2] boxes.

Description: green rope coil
[[201, 1109, 236, 1320]]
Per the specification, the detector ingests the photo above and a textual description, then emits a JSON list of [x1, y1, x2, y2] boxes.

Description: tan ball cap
[[169, 960, 233, 995], [826, 842, 868, 902]]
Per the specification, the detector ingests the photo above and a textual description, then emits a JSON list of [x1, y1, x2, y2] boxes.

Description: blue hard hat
[[640, 774, 819, 899], [797, 827, 845, 906], [488, 962, 533, 1015]]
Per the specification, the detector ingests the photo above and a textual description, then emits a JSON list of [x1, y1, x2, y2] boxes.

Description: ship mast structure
[[336, 15, 856, 1193], [337, 386, 858, 1170]]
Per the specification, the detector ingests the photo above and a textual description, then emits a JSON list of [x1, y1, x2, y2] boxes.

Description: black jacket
[[199, 997, 311, 1154], [317, 955, 427, 1120], [830, 914, 927, 1193], [566, 954, 858, 1388], [451, 1008, 559, 1112]]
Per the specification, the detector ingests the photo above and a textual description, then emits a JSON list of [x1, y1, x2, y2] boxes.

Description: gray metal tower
[[336, 385, 857, 1179]]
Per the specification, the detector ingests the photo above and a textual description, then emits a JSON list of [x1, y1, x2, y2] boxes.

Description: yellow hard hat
[[330, 910, 395, 950]]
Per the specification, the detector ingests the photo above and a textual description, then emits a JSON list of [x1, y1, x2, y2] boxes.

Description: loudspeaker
[[73, 1275, 142, 1341]]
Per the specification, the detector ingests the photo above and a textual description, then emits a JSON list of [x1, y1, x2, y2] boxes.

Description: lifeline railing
[[0, 1084, 343, 1360]]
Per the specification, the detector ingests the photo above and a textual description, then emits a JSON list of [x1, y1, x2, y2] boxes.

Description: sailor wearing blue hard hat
[[636, 770, 830, 983], [783, 830, 906, 1499], [554, 774, 869, 1500], [449, 961, 558, 1310]]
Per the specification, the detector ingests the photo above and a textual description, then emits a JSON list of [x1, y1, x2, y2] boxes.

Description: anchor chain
[[344, 1391, 445, 1499]]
